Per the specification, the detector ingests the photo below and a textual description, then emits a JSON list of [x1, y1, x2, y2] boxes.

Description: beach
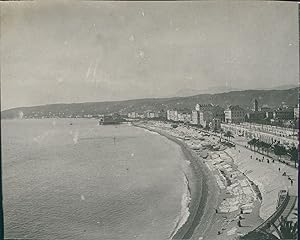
[[134, 121, 298, 240]]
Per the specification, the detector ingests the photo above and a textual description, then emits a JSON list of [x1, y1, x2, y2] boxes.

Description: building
[[224, 105, 246, 124], [273, 108, 294, 120], [199, 110, 213, 127], [167, 110, 178, 122], [177, 111, 191, 123], [144, 111, 159, 119], [191, 110, 200, 125], [99, 114, 123, 125], [221, 122, 297, 146], [252, 99, 259, 112], [294, 104, 299, 119], [128, 112, 139, 118], [210, 118, 221, 131], [194, 104, 225, 122], [260, 105, 272, 112], [246, 111, 266, 122]]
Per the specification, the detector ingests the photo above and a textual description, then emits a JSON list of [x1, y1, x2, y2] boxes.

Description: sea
[[2, 118, 192, 240]]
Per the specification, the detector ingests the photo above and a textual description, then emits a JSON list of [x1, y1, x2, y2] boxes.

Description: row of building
[[126, 100, 299, 131], [166, 100, 299, 130], [127, 110, 164, 119]]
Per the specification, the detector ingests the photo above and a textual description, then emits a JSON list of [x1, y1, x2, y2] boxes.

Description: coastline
[[133, 123, 220, 240]]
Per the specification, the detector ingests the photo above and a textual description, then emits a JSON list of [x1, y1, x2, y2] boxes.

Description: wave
[[169, 173, 192, 239]]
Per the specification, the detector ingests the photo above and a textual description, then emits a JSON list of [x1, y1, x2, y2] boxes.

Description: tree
[[248, 138, 259, 151], [261, 142, 272, 155], [278, 218, 298, 239], [274, 144, 287, 160], [256, 140, 263, 153], [287, 146, 298, 168], [248, 138, 255, 150]]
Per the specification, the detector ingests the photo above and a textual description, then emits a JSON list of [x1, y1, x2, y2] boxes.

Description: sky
[[1, 1, 299, 110]]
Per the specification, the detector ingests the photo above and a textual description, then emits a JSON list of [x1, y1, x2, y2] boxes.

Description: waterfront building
[[191, 110, 200, 125], [210, 118, 221, 131], [194, 104, 225, 122], [294, 104, 299, 119], [99, 114, 123, 125], [139, 113, 145, 119], [128, 112, 139, 119], [224, 105, 246, 124], [144, 111, 157, 119], [221, 122, 297, 146], [177, 111, 191, 123], [199, 110, 213, 127], [252, 99, 259, 112], [166, 109, 178, 122]]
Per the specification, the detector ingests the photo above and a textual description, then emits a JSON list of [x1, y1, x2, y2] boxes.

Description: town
[[127, 100, 298, 142]]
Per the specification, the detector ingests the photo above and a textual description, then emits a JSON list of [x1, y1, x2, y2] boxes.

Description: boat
[[184, 136, 191, 140]]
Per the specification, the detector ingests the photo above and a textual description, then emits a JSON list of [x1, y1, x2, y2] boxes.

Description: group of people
[[250, 154, 294, 186], [250, 155, 275, 164]]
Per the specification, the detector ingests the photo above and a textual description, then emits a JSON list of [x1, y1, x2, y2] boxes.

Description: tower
[[253, 99, 258, 112]]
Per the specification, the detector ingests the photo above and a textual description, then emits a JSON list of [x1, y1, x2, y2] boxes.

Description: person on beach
[[278, 167, 281, 172], [291, 179, 293, 186]]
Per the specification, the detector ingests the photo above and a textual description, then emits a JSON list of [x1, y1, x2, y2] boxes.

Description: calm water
[[2, 119, 189, 240]]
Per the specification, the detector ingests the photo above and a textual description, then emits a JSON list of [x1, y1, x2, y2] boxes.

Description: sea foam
[[170, 173, 191, 239]]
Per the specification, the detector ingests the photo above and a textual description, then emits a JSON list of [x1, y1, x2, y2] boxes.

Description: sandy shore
[[133, 123, 220, 240]]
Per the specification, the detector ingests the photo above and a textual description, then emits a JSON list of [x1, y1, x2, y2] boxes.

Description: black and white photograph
[[1, 1, 299, 240]]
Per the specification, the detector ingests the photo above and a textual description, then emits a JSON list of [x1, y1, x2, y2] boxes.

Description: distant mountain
[[171, 84, 299, 97], [171, 86, 242, 97], [1, 87, 298, 119], [263, 84, 299, 91]]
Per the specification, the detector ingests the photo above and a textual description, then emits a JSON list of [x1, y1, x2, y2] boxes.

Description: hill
[[1, 88, 298, 119]]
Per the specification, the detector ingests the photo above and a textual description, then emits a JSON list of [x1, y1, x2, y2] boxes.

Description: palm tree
[[248, 138, 256, 151], [287, 146, 298, 168], [249, 138, 259, 152], [256, 140, 263, 153], [274, 144, 287, 161], [261, 142, 272, 156], [278, 218, 298, 239]]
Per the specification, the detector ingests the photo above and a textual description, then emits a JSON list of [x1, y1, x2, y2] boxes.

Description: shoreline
[[133, 123, 220, 239]]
